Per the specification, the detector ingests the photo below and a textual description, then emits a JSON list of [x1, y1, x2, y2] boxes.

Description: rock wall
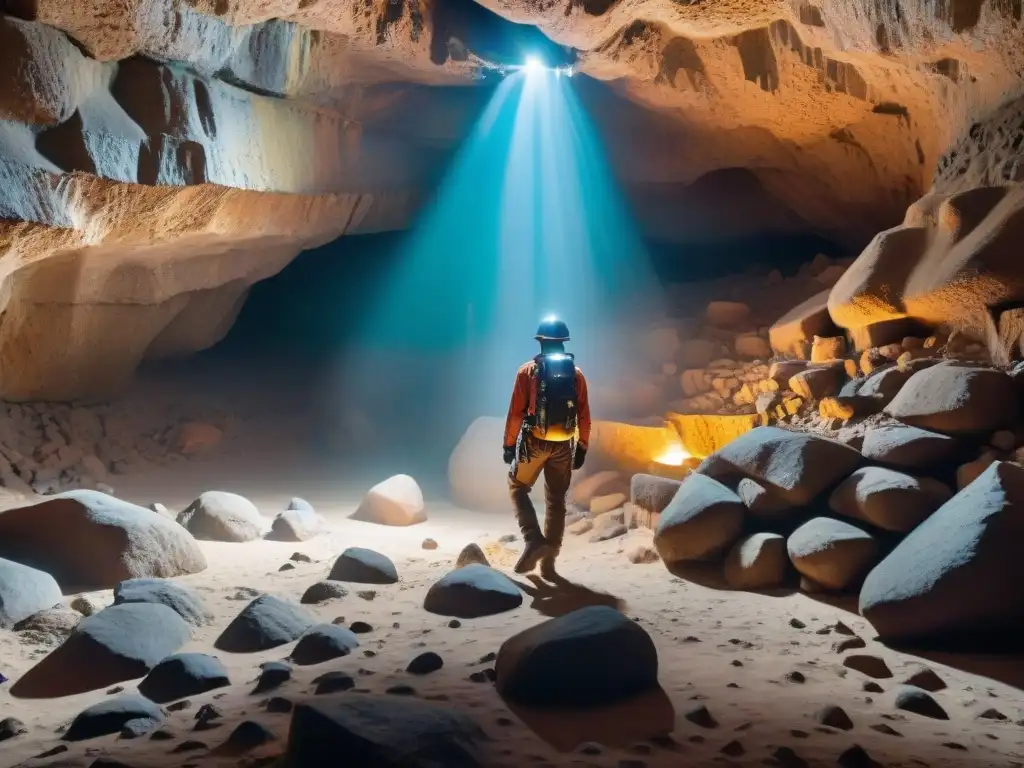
[[1, 0, 1023, 399]]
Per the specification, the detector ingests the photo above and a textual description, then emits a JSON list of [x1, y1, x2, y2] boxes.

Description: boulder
[[858, 366, 913, 403], [736, 478, 792, 520], [286, 694, 488, 767], [629, 474, 682, 517], [570, 470, 627, 508], [789, 366, 841, 400], [301, 580, 348, 604], [327, 547, 398, 584], [787, 518, 878, 592], [291, 624, 360, 666], [423, 564, 522, 618], [177, 491, 265, 542], [450, 416, 537, 513], [495, 605, 659, 707], [215, 595, 315, 653], [113, 578, 212, 627], [350, 474, 426, 526], [698, 426, 862, 505], [0, 557, 62, 629], [268, 500, 324, 542], [829, 467, 952, 533], [590, 492, 626, 516], [723, 533, 789, 589], [138, 653, 231, 703], [653, 474, 745, 564], [64, 695, 164, 741], [860, 461, 1024, 644], [769, 290, 838, 359], [859, 424, 959, 469], [0, 490, 206, 589], [884, 365, 1019, 435], [13, 607, 80, 645], [11, 603, 190, 698]]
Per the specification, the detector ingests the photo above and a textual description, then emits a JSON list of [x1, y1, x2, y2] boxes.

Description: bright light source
[[653, 441, 690, 466], [523, 56, 544, 73]]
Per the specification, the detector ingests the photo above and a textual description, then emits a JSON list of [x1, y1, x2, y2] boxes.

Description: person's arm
[[504, 367, 530, 449], [576, 369, 591, 450]]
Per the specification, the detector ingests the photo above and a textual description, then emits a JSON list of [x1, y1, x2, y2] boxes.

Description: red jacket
[[503, 359, 591, 449]]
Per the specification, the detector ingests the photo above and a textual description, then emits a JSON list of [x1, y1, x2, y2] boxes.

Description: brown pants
[[508, 433, 573, 553]]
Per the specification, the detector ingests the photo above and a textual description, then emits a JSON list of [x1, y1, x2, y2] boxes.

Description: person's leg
[[508, 436, 550, 573], [539, 440, 573, 579]]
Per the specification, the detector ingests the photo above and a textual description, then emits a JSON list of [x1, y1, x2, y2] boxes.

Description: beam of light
[[333, 65, 663, 460], [523, 56, 544, 74]]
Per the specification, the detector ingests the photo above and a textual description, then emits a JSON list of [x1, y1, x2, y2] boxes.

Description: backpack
[[534, 353, 578, 433]]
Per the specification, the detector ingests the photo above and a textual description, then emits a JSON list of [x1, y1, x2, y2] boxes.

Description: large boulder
[[829, 467, 953, 533], [723, 533, 789, 590], [327, 547, 398, 584], [653, 474, 745, 564], [630, 474, 682, 516], [698, 426, 862, 505], [215, 595, 315, 653], [0, 557, 62, 629], [350, 474, 426, 526], [736, 478, 792, 520], [177, 491, 265, 542], [0, 491, 206, 589], [424, 564, 522, 618], [449, 416, 536, 512], [495, 606, 659, 708], [860, 461, 1024, 644], [138, 652, 230, 703], [287, 694, 488, 767], [291, 624, 361, 665], [787, 518, 879, 592], [769, 290, 839, 359], [11, 602, 190, 698], [113, 578, 212, 627], [859, 424, 959, 469], [63, 695, 165, 741], [884, 365, 1020, 435]]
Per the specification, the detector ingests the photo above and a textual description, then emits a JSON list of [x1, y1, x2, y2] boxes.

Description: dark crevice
[[0, 1, 36, 20]]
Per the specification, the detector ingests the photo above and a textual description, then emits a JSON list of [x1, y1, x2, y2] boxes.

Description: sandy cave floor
[[2, 456, 1024, 768]]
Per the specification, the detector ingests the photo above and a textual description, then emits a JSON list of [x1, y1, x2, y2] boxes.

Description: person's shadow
[[511, 569, 626, 617]]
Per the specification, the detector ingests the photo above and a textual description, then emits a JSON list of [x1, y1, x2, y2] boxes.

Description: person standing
[[502, 316, 590, 578]]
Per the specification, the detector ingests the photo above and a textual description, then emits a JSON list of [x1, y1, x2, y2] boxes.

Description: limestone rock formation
[[723, 533, 789, 590], [0, 0, 1021, 398]]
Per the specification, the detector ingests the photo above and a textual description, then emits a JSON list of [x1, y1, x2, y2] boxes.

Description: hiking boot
[[539, 554, 558, 581], [514, 540, 550, 574]]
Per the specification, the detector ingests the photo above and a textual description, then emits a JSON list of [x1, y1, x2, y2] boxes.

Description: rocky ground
[[0, 437, 1021, 768]]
